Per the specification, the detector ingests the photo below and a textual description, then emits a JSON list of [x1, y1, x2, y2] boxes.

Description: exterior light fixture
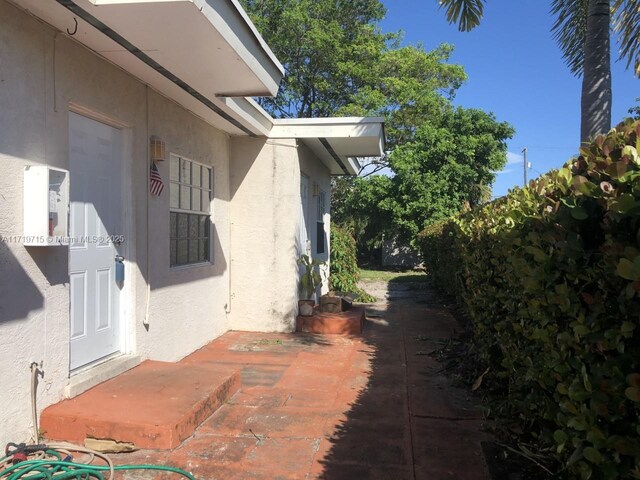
[[150, 136, 166, 162]]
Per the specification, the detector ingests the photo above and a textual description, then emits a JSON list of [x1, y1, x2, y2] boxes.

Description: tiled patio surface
[[114, 284, 491, 479]]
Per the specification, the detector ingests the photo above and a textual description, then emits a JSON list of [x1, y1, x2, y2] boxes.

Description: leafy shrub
[[419, 119, 640, 479], [330, 226, 376, 302]]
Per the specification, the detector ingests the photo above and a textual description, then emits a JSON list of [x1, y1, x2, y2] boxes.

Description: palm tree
[[437, 0, 640, 141]]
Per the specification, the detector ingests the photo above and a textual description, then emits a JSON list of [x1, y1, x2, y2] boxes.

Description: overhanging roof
[[11, 0, 284, 135], [269, 118, 386, 175]]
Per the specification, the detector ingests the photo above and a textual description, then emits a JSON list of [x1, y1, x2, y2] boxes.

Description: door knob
[[115, 255, 125, 282]]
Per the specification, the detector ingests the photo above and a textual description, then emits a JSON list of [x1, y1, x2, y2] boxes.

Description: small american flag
[[150, 161, 164, 196]]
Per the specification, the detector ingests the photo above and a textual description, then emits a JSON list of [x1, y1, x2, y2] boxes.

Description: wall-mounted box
[[23, 166, 69, 246]]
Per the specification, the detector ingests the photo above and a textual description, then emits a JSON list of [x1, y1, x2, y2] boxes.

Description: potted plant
[[297, 254, 324, 316]]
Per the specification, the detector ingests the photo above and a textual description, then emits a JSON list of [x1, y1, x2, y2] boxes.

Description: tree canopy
[[339, 43, 466, 150], [242, 0, 514, 256], [240, 0, 391, 118], [240, 0, 467, 154], [333, 107, 514, 252], [630, 98, 640, 119]]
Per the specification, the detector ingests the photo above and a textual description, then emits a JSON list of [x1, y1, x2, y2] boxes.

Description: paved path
[[118, 282, 491, 479]]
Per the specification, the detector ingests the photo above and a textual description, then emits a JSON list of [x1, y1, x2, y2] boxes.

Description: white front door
[[299, 175, 310, 256], [68, 112, 123, 371]]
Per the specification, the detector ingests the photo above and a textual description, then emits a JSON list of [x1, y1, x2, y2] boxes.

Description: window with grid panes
[[316, 190, 326, 254], [169, 155, 212, 267]]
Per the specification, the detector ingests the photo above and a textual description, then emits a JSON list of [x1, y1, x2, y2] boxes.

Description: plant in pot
[[297, 254, 324, 316]]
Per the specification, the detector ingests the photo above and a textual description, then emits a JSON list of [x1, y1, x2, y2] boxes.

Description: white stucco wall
[[139, 90, 231, 362], [0, 0, 230, 446], [298, 143, 332, 291], [229, 138, 331, 332]]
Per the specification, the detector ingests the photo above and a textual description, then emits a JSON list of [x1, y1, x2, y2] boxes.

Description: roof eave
[[269, 117, 385, 176]]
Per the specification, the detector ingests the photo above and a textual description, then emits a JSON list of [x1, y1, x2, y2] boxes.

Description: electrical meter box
[[23, 166, 69, 246]]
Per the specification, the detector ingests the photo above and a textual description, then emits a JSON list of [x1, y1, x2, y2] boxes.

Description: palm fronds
[[552, 0, 639, 77], [612, 0, 640, 76], [437, 0, 486, 31], [550, 0, 589, 76]]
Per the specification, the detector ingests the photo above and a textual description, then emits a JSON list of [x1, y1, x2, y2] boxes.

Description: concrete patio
[[57, 282, 491, 479]]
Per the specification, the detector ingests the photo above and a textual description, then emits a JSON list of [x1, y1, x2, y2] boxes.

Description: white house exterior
[[0, 0, 384, 447]]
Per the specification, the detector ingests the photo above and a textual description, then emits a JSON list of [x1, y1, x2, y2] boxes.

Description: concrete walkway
[[117, 282, 491, 479]]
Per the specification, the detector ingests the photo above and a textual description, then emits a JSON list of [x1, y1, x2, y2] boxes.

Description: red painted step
[[40, 360, 240, 450]]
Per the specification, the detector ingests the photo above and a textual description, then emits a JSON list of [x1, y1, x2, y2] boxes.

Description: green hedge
[[330, 225, 360, 292], [419, 119, 640, 479], [330, 226, 375, 302]]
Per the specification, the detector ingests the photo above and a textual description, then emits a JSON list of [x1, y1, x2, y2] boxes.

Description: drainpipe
[[143, 85, 151, 327], [226, 135, 232, 316]]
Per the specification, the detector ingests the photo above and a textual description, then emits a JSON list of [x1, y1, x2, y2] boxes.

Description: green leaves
[[616, 257, 640, 281], [625, 387, 640, 402], [558, 166, 573, 186], [329, 226, 359, 293], [334, 106, 513, 250], [525, 246, 547, 262], [241, 0, 392, 118], [329, 226, 376, 302], [626, 374, 640, 402], [241, 0, 467, 152], [571, 206, 589, 220], [583, 447, 603, 464], [297, 254, 325, 299], [572, 176, 597, 196], [554, 430, 569, 445], [609, 193, 637, 214], [419, 120, 640, 480]]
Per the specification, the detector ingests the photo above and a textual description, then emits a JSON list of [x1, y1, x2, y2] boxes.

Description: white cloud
[[506, 151, 523, 165], [492, 152, 522, 175]]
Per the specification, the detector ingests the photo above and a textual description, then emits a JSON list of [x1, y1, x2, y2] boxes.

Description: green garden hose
[[0, 458, 197, 480], [9, 363, 198, 479]]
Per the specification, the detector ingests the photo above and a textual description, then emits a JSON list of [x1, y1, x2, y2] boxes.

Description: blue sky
[[380, 0, 638, 198]]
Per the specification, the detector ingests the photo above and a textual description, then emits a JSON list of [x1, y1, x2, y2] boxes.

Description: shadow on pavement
[[317, 281, 491, 480]]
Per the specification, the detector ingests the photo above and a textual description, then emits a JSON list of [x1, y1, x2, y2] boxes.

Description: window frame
[[316, 190, 326, 255], [169, 154, 213, 268]]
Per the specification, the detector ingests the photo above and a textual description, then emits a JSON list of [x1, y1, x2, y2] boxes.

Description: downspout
[[143, 85, 151, 327], [226, 140, 231, 316]]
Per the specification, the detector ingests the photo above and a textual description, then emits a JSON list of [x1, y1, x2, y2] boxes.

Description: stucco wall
[[229, 138, 298, 331], [297, 143, 331, 293], [229, 138, 331, 331], [140, 90, 231, 362], [0, 0, 230, 446]]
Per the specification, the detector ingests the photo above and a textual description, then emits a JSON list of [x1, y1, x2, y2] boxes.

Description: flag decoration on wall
[[150, 161, 164, 196]]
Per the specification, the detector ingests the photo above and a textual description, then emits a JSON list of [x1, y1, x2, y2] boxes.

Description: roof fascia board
[[90, 0, 285, 96], [197, 0, 284, 96], [270, 121, 383, 149], [222, 97, 273, 136], [272, 117, 385, 126], [269, 117, 385, 176], [319, 138, 350, 175], [54, 0, 256, 135]]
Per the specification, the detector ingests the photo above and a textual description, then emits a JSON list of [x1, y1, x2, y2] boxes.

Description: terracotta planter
[[298, 300, 315, 316], [320, 294, 341, 313]]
